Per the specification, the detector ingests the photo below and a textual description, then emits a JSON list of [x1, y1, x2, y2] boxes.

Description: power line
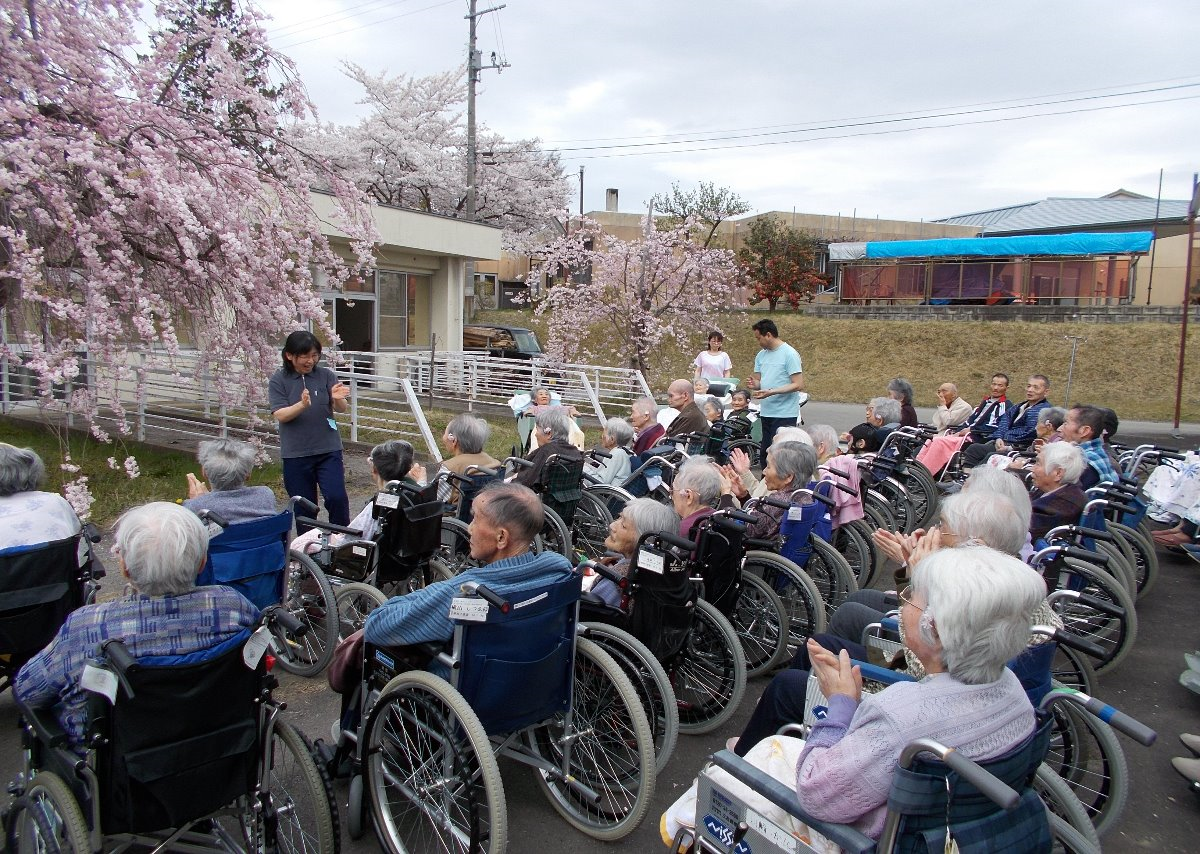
[[540, 73, 1200, 146], [549, 81, 1200, 154], [561, 93, 1200, 160], [262, 0, 408, 39], [274, 0, 459, 50]]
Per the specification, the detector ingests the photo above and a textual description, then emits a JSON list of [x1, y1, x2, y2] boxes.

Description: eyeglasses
[[898, 585, 924, 611]]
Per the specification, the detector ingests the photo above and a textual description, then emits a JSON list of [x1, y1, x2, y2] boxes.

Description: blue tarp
[[861, 231, 1153, 260]]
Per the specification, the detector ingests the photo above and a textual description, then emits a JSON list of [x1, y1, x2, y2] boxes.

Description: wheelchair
[[338, 572, 655, 852], [3, 608, 337, 854], [1, 525, 104, 694], [507, 453, 583, 558], [579, 529, 747, 737], [819, 462, 883, 588], [295, 480, 455, 639], [198, 505, 339, 677]]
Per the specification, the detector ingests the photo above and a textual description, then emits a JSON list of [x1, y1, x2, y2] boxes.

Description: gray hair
[[621, 497, 681, 541], [887, 377, 914, 405], [197, 439, 256, 492], [115, 502, 208, 597], [535, 406, 571, 441], [1037, 406, 1068, 430], [0, 443, 45, 497], [912, 545, 1045, 684], [631, 395, 658, 418], [371, 440, 415, 482], [869, 396, 901, 425], [474, 482, 543, 546], [604, 418, 635, 448], [767, 442, 817, 491], [674, 457, 722, 505], [774, 426, 814, 446], [938, 491, 1028, 557], [805, 424, 840, 459], [447, 413, 490, 454], [1039, 442, 1085, 485], [962, 465, 1033, 534], [702, 399, 723, 419], [532, 385, 551, 399]]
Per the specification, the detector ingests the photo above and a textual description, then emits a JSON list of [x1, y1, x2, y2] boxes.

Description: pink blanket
[[916, 434, 967, 476]]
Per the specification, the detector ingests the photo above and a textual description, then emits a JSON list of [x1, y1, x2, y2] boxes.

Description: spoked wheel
[[804, 537, 858, 622], [536, 507, 573, 558], [365, 671, 506, 854], [1051, 559, 1137, 676], [1048, 813, 1102, 854], [265, 721, 339, 854], [871, 477, 917, 534], [1035, 764, 1102, 854], [275, 551, 339, 677], [525, 638, 655, 840], [897, 462, 939, 530], [570, 491, 613, 560], [833, 521, 875, 589], [862, 493, 899, 536], [729, 573, 788, 678], [438, 518, 480, 576], [670, 599, 747, 734], [335, 582, 388, 641], [1051, 646, 1097, 696], [5, 772, 89, 854], [583, 483, 634, 520], [1107, 521, 1158, 599], [1044, 700, 1129, 838], [741, 551, 827, 661], [581, 622, 679, 773]]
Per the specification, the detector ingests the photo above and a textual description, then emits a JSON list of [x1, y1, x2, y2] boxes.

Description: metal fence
[[0, 349, 651, 461]]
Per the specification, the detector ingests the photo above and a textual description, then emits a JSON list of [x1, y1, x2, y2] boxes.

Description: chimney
[[605, 188, 619, 212]]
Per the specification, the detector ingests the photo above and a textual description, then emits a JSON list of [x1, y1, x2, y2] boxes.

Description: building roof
[[935, 196, 1189, 235]]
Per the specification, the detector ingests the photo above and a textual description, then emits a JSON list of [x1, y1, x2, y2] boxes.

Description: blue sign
[[703, 814, 752, 853]]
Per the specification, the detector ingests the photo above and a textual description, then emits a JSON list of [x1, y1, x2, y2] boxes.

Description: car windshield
[[513, 331, 542, 353]]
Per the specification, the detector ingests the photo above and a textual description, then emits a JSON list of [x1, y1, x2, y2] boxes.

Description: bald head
[[667, 379, 694, 410], [938, 382, 959, 403]]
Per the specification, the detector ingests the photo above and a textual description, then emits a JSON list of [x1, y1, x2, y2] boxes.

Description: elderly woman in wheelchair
[[665, 546, 1048, 850], [7, 501, 336, 854], [0, 443, 81, 552], [182, 438, 277, 527]]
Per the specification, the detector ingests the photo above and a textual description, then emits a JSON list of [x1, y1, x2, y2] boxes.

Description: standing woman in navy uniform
[[269, 331, 351, 533]]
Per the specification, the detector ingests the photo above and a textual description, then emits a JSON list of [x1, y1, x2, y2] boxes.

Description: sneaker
[[1181, 670, 1200, 695], [1180, 733, 1200, 757], [1172, 755, 1200, 786], [1186, 652, 1200, 673], [1148, 509, 1180, 524]]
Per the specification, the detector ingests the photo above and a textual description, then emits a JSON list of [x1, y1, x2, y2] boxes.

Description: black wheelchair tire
[[805, 537, 859, 622], [347, 774, 366, 841], [266, 721, 339, 854], [8, 773, 89, 854], [276, 551, 339, 678], [537, 506, 573, 558], [672, 600, 747, 735], [730, 573, 788, 678], [740, 551, 827, 659], [571, 491, 613, 560]]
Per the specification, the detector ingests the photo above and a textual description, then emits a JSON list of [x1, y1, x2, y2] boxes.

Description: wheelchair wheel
[[570, 491, 613, 560], [365, 670, 506, 854], [581, 622, 679, 774], [1053, 558, 1137, 676], [1051, 646, 1097, 696], [833, 522, 875, 589], [897, 464, 939, 529], [1035, 764, 1102, 853], [437, 517, 479, 577], [335, 582, 388, 641], [1048, 813, 1102, 854], [5, 772, 89, 854], [730, 573, 788, 678], [871, 477, 917, 534], [536, 506, 573, 558], [525, 637, 655, 840], [276, 551, 339, 677], [582, 483, 633, 520], [862, 493, 899, 536], [727, 438, 760, 462], [672, 599, 747, 735], [267, 721, 339, 854], [1107, 520, 1158, 598], [741, 551, 827, 659], [805, 537, 858, 622], [1093, 540, 1136, 601], [1044, 700, 1129, 838]]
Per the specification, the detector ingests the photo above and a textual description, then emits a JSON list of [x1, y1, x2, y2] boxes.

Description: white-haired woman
[[731, 442, 818, 539], [591, 418, 635, 486], [0, 443, 81, 552], [588, 497, 681, 607], [515, 407, 583, 489], [183, 439, 277, 525], [672, 457, 731, 538], [440, 412, 501, 476], [666, 546, 1045, 843], [1030, 441, 1087, 541]]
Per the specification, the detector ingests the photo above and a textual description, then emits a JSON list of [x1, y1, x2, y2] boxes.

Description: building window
[[377, 270, 411, 347]]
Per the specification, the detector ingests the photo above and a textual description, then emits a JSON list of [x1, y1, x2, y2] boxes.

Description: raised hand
[[299, 387, 311, 407], [729, 446, 752, 474], [330, 382, 350, 401], [185, 472, 208, 499], [808, 638, 862, 703]]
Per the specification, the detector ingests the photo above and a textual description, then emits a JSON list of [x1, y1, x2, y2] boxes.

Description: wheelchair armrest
[[18, 704, 71, 749], [295, 517, 367, 537], [743, 537, 778, 551], [707, 750, 876, 854]]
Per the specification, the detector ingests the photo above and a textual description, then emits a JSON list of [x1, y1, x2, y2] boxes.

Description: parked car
[[462, 324, 543, 360]]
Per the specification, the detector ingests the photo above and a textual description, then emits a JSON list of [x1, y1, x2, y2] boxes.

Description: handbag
[[327, 628, 365, 694]]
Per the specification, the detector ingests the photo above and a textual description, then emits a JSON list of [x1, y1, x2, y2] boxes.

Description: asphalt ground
[[3, 400, 1200, 851]]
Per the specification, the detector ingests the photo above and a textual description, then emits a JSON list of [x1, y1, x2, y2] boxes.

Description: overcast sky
[[254, 0, 1200, 222]]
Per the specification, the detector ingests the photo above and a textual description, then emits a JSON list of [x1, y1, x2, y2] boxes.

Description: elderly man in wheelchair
[[6, 501, 336, 853], [665, 546, 1052, 853], [329, 481, 656, 851]]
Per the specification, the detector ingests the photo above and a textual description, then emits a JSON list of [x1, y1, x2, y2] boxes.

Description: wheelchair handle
[[821, 479, 857, 496], [818, 465, 852, 481], [1049, 545, 1111, 567], [1059, 525, 1116, 543], [506, 456, 534, 469], [583, 561, 627, 586], [81, 521, 103, 543], [295, 517, 366, 537], [651, 531, 697, 552], [1071, 592, 1124, 618], [264, 605, 308, 638], [587, 447, 612, 459], [743, 536, 778, 551], [935, 748, 1021, 811], [1032, 625, 1107, 660], [462, 582, 511, 614], [99, 639, 139, 699], [198, 508, 229, 529], [722, 508, 759, 524], [760, 495, 791, 510], [290, 495, 320, 517], [1041, 689, 1157, 747]]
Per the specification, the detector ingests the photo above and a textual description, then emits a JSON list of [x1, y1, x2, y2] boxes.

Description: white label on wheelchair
[[637, 548, 665, 574], [81, 663, 119, 704], [243, 626, 273, 668], [746, 807, 803, 853], [449, 597, 491, 622], [787, 506, 806, 521], [352, 545, 368, 557], [375, 491, 400, 509]]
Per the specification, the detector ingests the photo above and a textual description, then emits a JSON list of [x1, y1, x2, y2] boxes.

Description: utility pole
[[578, 165, 585, 216], [1062, 335, 1086, 407], [465, 0, 508, 220], [1173, 172, 1200, 428]]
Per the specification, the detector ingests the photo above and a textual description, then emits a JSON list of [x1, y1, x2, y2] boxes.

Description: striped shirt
[[364, 550, 573, 653], [14, 586, 260, 746]]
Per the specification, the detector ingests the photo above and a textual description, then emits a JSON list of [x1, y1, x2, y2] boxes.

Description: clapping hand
[[185, 472, 209, 499], [331, 382, 350, 401], [728, 446, 752, 474], [808, 638, 862, 703], [299, 387, 311, 407]]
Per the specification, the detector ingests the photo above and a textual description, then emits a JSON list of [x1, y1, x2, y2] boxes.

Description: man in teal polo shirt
[[748, 318, 805, 465]]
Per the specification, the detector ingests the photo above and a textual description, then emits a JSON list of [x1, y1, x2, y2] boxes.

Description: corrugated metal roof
[[935, 197, 1188, 234]]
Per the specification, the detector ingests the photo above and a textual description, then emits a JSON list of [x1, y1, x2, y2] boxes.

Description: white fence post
[[402, 378, 443, 463], [349, 376, 359, 444]]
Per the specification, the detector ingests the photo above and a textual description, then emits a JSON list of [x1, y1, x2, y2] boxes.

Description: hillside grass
[[478, 308, 1200, 422]]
